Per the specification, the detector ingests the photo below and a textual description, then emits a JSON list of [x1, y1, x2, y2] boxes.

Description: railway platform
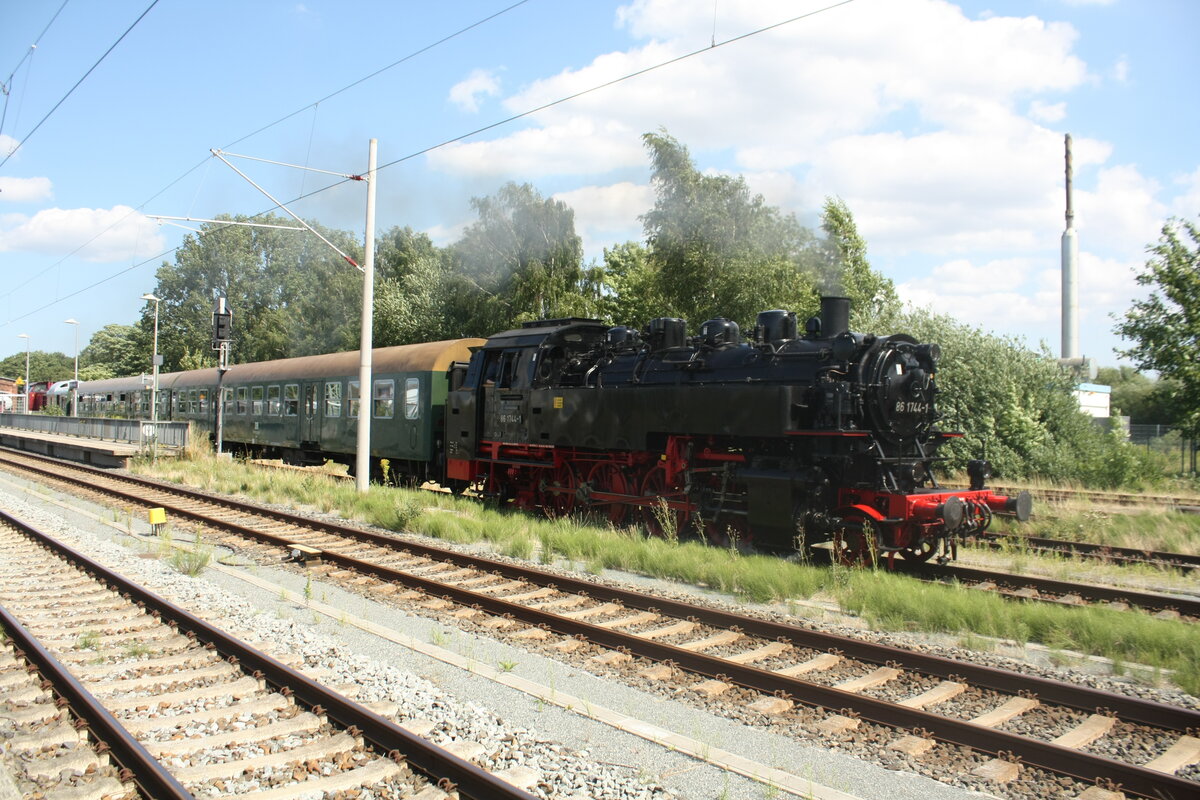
[[0, 415, 184, 468]]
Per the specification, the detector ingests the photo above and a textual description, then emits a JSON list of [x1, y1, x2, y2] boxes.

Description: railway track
[[1, 450, 1199, 797], [0, 508, 536, 800], [966, 530, 1200, 573], [945, 482, 1200, 512]]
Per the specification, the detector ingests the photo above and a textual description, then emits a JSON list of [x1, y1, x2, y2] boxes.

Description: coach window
[[373, 379, 394, 419], [404, 377, 419, 420], [348, 381, 360, 419], [222, 388, 233, 414], [267, 385, 280, 415], [252, 386, 264, 416], [190, 389, 199, 414], [283, 384, 299, 417], [325, 382, 342, 418], [199, 390, 208, 415], [236, 387, 247, 415]]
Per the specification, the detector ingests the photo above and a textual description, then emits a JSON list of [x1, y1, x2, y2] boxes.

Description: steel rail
[[901, 561, 1200, 618], [3, 451, 1196, 726], [0, 509, 536, 800], [0, 601, 196, 800], [967, 531, 1200, 572], [3, 452, 1199, 797]]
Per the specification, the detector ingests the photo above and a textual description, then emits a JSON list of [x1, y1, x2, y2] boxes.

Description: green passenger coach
[[75, 338, 485, 483]]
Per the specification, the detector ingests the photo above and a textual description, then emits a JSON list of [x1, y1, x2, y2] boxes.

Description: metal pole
[[1061, 133, 1079, 361], [151, 301, 159, 461], [217, 340, 228, 453], [65, 319, 79, 417], [354, 139, 377, 494], [17, 334, 30, 413]]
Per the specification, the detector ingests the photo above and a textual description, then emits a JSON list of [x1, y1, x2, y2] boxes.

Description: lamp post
[[64, 318, 79, 416], [141, 294, 161, 460], [16, 334, 29, 413]]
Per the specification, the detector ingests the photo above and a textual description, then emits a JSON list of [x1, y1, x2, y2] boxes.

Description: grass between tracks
[[133, 453, 1200, 695]]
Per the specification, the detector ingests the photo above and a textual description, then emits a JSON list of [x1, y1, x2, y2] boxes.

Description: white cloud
[[0, 176, 52, 203], [0, 134, 18, 158], [1074, 164, 1166, 254], [1111, 55, 1130, 84], [553, 181, 653, 255], [0, 206, 166, 262], [430, 117, 644, 177], [1029, 100, 1067, 123], [449, 68, 502, 113], [1170, 167, 1200, 219]]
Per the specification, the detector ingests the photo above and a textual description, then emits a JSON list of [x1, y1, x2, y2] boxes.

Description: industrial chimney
[[1061, 133, 1079, 361]]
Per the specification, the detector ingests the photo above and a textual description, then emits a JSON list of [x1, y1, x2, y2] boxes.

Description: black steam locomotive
[[447, 296, 1030, 563]]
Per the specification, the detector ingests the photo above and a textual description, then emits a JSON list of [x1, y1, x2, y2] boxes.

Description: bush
[[872, 308, 1163, 488]]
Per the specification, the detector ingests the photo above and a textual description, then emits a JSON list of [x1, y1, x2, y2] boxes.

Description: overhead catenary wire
[[0, 0, 71, 142], [1, 0, 534, 308], [4, 0, 857, 326], [0, 0, 159, 170]]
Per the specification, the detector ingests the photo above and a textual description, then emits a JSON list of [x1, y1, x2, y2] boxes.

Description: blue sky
[[1, 0, 1196, 371]]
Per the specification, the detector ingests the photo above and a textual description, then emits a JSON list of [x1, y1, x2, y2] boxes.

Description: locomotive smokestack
[[820, 296, 850, 338]]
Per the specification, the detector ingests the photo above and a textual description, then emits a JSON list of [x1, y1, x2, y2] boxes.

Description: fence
[[0, 413, 190, 449], [1128, 424, 1198, 474]]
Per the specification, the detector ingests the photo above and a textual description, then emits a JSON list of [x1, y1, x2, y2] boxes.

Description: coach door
[[301, 382, 320, 444]]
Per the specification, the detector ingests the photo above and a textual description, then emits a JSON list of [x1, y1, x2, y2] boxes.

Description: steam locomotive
[[73, 295, 1029, 564], [446, 295, 1030, 564]]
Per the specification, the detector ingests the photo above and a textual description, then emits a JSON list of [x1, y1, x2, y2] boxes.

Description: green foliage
[[819, 197, 898, 327], [900, 308, 1160, 487], [637, 131, 822, 329], [80, 323, 145, 377], [148, 214, 363, 370], [374, 227, 455, 344], [0, 349, 74, 386], [447, 182, 600, 336], [1115, 217, 1200, 437], [1095, 366, 1183, 425]]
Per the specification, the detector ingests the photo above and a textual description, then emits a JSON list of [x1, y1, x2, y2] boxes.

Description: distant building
[[1074, 382, 1111, 418]]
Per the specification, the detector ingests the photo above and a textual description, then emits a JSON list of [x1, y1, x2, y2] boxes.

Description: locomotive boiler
[[446, 296, 1030, 563]]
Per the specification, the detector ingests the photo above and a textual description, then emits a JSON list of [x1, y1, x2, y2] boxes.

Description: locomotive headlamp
[[915, 343, 941, 368], [967, 459, 991, 491]]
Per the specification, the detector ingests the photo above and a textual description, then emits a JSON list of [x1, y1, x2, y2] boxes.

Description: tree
[[448, 182, 597, 335], [374, 226, 454, 345], [80, 324, 144, 378], [1095, 366, 1182, 425], [148, 214, 363, 369], [639, 131, 822, 329], [1114, 217, 1200, 437], [820, 197, 898, 327], [0, 350, 73, 386]]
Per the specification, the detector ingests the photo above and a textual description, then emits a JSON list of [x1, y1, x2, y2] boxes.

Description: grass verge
[[133, 453, 1200, 694]]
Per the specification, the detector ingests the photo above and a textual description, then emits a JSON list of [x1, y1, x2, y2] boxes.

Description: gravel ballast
[[0, 470, 1080, 799]]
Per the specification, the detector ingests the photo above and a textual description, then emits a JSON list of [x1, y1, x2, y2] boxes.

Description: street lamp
[[141, 294, 161, 459], [64, 318, 79, 417], [16, 334, 29, 413]]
